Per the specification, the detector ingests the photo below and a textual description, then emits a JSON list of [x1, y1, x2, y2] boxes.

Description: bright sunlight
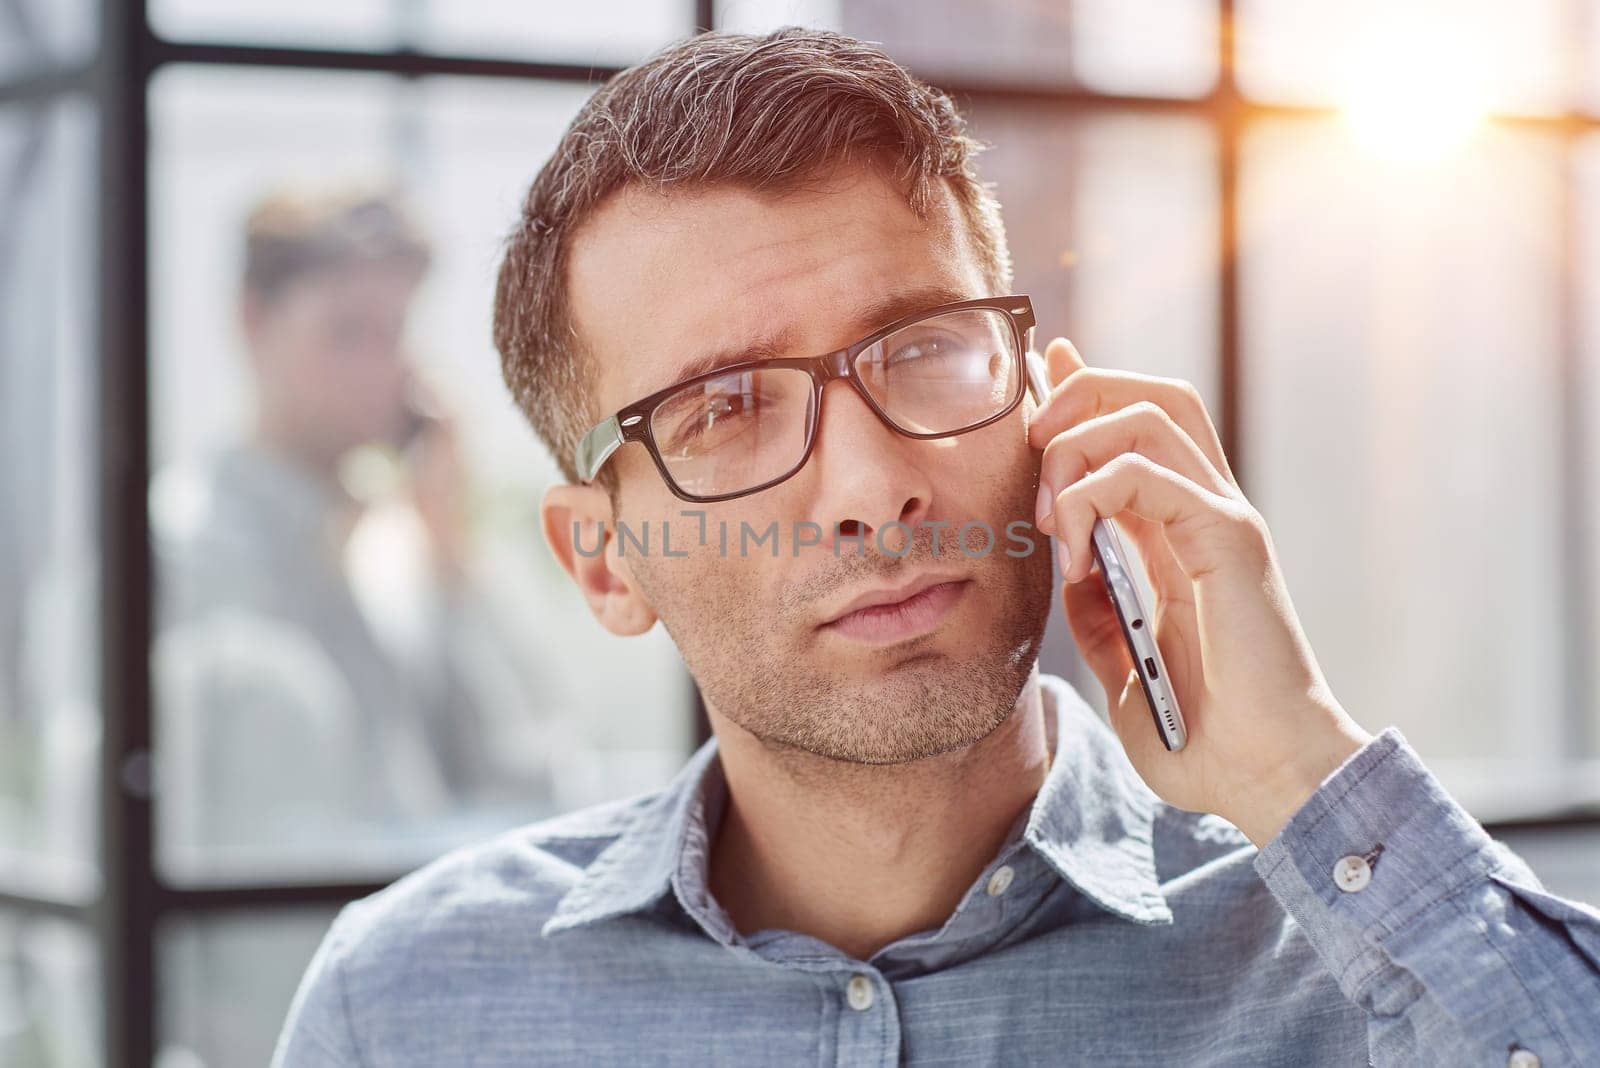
[[1338, 21, 1491, 163]]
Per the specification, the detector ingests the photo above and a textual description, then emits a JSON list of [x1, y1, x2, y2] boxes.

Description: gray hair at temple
[[242, 186, 433, 303], [490, 25, 1015, 499]]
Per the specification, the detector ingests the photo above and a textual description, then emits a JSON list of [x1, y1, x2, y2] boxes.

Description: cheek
[[631, 541, 768, 649], [651, 510, 776, 596], [948, 429, 1035, 511]]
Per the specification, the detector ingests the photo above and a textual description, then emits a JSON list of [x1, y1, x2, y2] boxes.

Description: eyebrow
[[662, 281, 976, 389]]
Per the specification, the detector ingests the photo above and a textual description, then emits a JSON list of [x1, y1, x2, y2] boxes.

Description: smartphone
[[393, 379, 440, 452], [1024, 347, 1188, 753], [397, 399, 434, 450]]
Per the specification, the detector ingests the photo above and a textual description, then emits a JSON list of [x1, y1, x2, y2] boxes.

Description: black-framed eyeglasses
[[574, 293, 1037, 503]]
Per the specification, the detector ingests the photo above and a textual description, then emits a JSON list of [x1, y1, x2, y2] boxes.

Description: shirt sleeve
[[270, 903, 367, 1068], [1253, 727, 1600, 1067]]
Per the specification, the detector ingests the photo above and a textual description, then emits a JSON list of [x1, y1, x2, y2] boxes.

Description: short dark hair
[[491, 26, 1014, 496], [242, 186, 431, 303]]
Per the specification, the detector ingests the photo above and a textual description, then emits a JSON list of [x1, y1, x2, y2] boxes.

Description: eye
[[662, 389, 761, 449], [701, 392, 747, 428], [887, 329, 962, 366]]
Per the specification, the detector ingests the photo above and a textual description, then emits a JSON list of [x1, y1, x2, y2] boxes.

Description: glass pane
[[1237, 0, 1572, 115], [715, 0, 843, 34], [159, 907, 336, 1068], [834, 1, 1074, 88], [0, 97, 100, 896], [150, 0, 689, 65], [1241, 116, 1571, 819], [962, 103, 1218, 712], [718, 0, 1214, 97], [148, 66, 695, 885], [1068, 0, 1217, 98], [148, 0, 398, 51], [0, 0, 96, 79], [1587, 0, 1600, 114], [418, 1, 690, 66], [0, 910, 100, 1068]]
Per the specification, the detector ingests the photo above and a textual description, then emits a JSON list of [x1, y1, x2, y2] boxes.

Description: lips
[[819, 571, 969, 627], [818, 575, 973, 644]]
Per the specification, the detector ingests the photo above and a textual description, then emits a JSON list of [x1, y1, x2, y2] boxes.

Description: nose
[[803, 377, 937, 551]]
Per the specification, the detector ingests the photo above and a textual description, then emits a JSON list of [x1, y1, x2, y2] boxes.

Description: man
[[273, 28, 1600, 1066], [153, 188, 560, 876]]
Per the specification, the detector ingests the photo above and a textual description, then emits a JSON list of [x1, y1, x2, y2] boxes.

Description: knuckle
[[1104, 452, 1151, 481], [1225, 502, 1270, 551], [1129, 398, 1167, 422], [1060, 368, 1105, 412], [1162, 379, 1208, 426], [1168, 377, 1204, 410], [1128, 399, 1176, 441], [1040, 431, 1084, 473]]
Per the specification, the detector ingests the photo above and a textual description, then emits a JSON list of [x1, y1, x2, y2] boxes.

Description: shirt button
[[846, 973, 875, 1011], [1333, 854, 1371, 893], [986, 864, 1015, 896], [1508, 1048, 1541, 1068]]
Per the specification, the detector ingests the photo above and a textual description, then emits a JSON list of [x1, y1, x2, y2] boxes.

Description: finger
[[1030, 396, 1207, 608], [1048, 452, 1260, 586], [1027, 341, 1238, 493], [1044, 335, 1083, 388], [1036, 401, 1234, 534]]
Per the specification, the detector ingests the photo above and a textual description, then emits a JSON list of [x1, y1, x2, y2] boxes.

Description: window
[[148, 0, 684, 64], [0, 95, 100, 898]]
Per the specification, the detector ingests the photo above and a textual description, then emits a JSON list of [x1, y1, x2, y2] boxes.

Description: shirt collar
[[542, 671, 1171, 939]]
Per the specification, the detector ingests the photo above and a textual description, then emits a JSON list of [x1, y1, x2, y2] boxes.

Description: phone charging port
[[1143, 656, 1159, 680]]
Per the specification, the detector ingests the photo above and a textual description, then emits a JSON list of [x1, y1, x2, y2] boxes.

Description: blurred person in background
[[151, 187, 565, 877]]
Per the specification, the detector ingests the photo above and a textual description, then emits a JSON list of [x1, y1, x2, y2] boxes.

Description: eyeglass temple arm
[[575, 415, 623, 483]]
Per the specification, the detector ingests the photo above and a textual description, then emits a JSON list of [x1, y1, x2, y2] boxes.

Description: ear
[[239, 288, 264, 341], [541, 482, 659, 637], [238, 289, 273, 371]]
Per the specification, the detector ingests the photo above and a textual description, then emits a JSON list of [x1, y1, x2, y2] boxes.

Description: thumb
[[1044, 336, 1087, 389], [1060, 554, 1135, 704]]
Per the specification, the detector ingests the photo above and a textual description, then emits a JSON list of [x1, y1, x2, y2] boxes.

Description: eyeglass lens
[[648, 307, 1019, 499]]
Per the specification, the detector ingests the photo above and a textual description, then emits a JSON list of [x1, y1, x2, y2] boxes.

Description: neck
[[705, 667, 1055, 963], [254, 410, 345, 490]]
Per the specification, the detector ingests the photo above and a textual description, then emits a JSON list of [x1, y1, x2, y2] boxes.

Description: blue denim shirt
[[272, 672, 1600, 1066]]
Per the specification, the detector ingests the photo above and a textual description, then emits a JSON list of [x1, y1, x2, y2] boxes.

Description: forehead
[[565, 163, 983, 415]]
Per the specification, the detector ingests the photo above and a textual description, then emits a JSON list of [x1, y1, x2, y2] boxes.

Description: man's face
[[566, 163, 1053, 765], [245, 262, 421, 461]]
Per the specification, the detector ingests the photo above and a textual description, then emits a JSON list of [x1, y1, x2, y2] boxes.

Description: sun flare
[[1338, 30, 1489, 163]]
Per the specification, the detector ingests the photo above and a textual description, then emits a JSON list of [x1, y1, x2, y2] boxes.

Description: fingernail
[[1035, 483, 1052, 528], [1055, 536, 1072, 577]]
